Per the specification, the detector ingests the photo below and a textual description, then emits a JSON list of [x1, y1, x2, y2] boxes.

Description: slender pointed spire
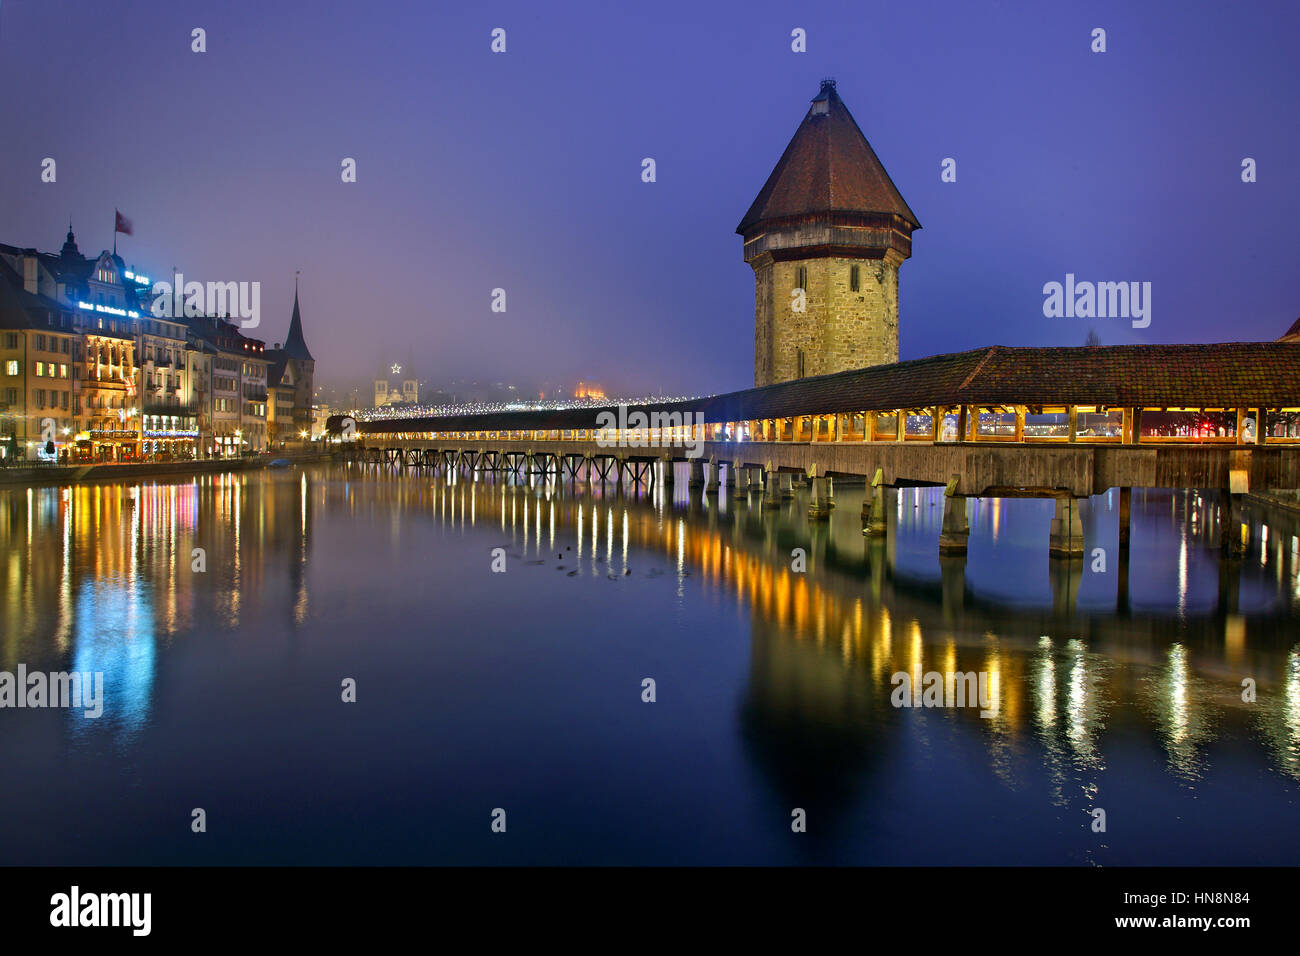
[[282, 276, 313, 361]]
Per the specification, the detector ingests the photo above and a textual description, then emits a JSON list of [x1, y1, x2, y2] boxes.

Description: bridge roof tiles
[[361, 343, 1300, 434]]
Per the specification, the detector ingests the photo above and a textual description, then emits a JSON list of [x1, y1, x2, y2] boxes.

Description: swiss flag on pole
[[114, 209, 133, 236]]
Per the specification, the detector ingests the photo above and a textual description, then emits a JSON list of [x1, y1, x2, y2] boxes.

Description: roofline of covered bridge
[[351, 342, 1300, 437]]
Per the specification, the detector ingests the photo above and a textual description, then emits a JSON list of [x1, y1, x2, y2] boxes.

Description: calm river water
[[1, 463, 1298, 864]]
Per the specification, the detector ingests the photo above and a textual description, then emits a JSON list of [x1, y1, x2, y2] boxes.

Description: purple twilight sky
[[1, 0, 1296, 398]]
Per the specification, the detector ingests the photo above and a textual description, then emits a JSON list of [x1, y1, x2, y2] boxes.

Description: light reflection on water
[[0, 464, 1299, 865]]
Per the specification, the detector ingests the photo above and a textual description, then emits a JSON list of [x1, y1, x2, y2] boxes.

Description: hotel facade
[[0, 228, 314, 463]]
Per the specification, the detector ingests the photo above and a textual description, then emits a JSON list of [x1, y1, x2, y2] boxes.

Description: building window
[[4, 360, 17, 376], [35, 362, 45, 377], [795, 266, 807, 291], [850, 264, 860, 291], [4, 334, 17, 348], [796, 348, 806, 379]]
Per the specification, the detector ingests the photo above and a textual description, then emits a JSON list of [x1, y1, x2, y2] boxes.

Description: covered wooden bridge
[[333, 342, 1300, 559]]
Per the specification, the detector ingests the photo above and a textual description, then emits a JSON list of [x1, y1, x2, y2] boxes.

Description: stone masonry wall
[[753, 255, 899, 386]]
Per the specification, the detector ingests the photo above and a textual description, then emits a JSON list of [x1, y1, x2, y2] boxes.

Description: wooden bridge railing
[[360, 405, 1300, 447]]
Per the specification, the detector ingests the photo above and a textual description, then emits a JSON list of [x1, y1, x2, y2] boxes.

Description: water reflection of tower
[[251, 470, 314, 626], [291, 471, 313, 624], [739, 606, 888, 843]]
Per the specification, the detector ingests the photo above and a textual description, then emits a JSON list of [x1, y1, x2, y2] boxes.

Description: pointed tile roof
[[282, 288, 313, 361], [738, 80, 920, 235]]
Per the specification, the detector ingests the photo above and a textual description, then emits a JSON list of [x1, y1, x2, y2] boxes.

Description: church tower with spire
[[267, 280, 316, 438], [739, 80, 920, 386]]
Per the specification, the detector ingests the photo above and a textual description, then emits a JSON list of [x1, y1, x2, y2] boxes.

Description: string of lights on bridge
[[351, 395, 703, 421]]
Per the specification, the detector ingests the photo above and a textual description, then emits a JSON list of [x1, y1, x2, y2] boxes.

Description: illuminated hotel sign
[[78, 302, 140, 319], [123, 271, 150, 286], [144, 430, 198, 438]]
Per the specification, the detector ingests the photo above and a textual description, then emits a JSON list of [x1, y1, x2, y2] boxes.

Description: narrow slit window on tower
[[796, 348, 806, 379], [850, 264, 860, 291], [795, 266, 807, 291]]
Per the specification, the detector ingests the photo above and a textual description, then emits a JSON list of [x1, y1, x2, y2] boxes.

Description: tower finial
[[811, 78, 838, 110]]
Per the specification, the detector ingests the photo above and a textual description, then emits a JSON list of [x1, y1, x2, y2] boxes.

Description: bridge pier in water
[[1049, 495, 1085, 558], [807, 469, 833, 521], [656, 456, 670, 490], [861, 471, 887, 537], [763, 467, 782, 506], [727, 462, 747, 499], [938, 492, 969, 555], [1118, 486, 1132, 549]]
